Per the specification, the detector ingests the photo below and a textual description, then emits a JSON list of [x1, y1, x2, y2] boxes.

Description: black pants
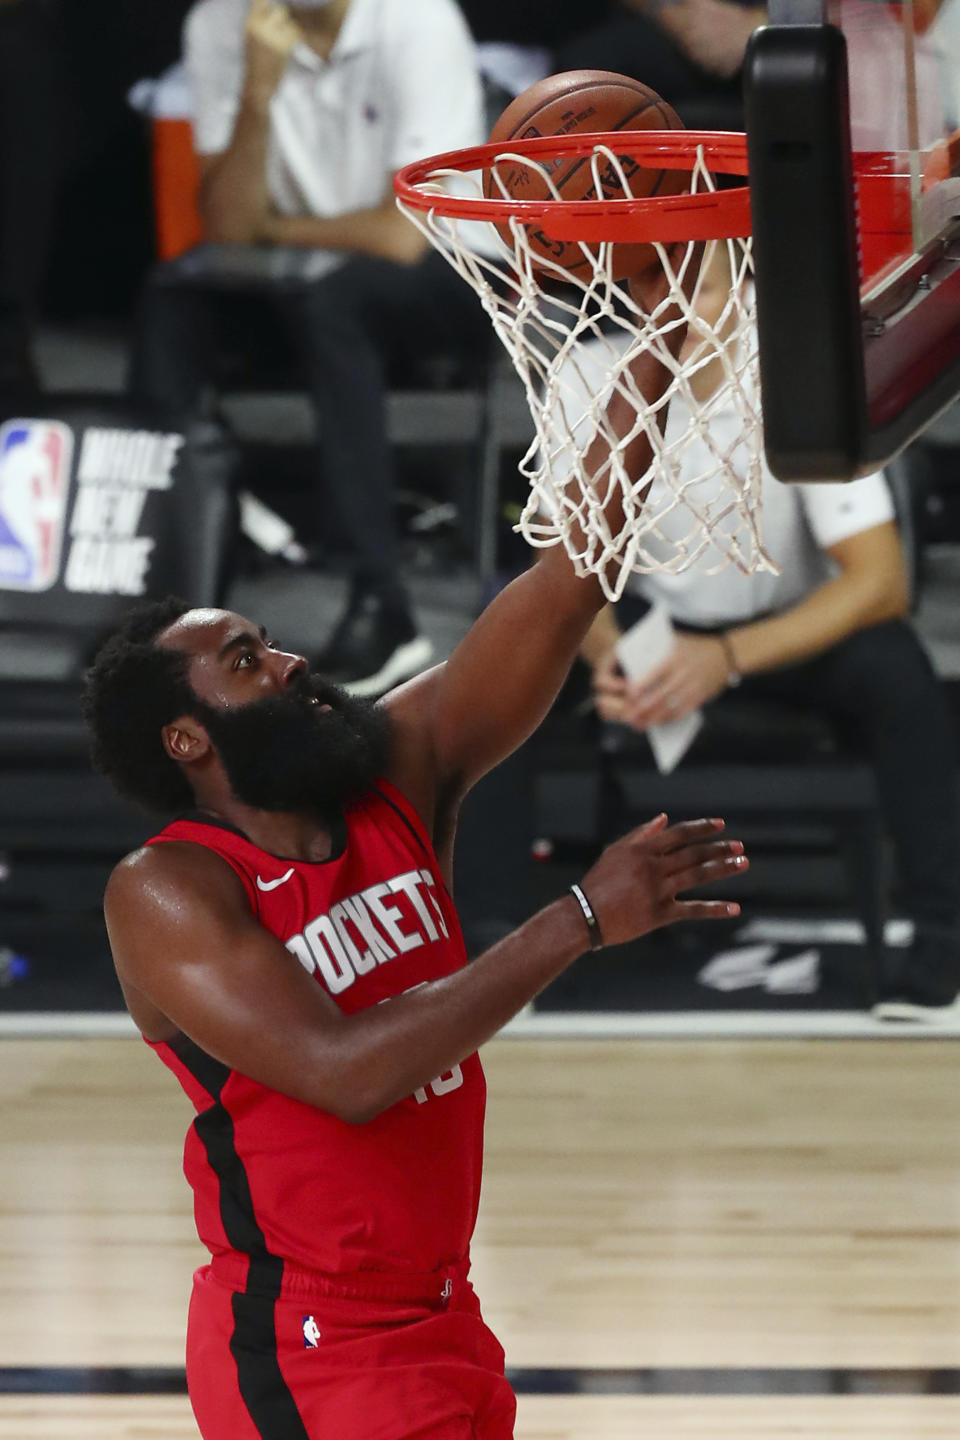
[[129, 249, 490, 603], [697, 618, 959, 943]]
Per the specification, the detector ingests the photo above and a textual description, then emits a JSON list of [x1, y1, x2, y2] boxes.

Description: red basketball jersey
[[145, 780, 486, 1283]]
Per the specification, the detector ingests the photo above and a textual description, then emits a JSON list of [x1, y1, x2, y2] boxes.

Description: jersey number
[[388, 982, 466, 1106], [413, 1066, 464, 1106]]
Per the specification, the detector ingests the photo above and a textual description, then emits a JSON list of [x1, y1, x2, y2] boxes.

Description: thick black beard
[[191, 673, 393, 820]]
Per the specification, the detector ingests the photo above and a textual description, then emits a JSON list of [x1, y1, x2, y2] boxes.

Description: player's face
[[158, 607, 309, 709], [158, 609, 392, 817]]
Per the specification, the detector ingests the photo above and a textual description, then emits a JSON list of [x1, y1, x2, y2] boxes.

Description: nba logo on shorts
[[0, 419, 73, 591]]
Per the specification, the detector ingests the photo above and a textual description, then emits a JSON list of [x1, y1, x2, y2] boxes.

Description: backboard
[[744, 0, 960, 478]]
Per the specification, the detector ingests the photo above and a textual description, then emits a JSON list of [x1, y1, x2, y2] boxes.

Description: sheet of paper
[[614, 605, 703, 774]]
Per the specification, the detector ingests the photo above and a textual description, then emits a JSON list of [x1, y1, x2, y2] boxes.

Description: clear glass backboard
[[745, 0, 960, 477], [839, 0, 960, 286]]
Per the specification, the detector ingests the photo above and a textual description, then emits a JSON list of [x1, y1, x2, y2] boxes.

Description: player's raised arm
[[386, 247, 699, 827]]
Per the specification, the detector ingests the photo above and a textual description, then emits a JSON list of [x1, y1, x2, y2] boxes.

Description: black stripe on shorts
[[170, 1033, 309, 1440]]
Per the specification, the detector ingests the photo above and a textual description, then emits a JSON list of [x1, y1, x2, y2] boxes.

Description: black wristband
[[569, 882, 604, 950]]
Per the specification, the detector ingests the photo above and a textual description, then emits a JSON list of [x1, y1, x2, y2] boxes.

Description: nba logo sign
[[0, 419, 73, 591]]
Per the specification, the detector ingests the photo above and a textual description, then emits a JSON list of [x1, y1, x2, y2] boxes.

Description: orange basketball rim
[[394, 130, 752, 245]]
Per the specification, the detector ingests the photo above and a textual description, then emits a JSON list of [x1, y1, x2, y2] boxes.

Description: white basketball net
[[399, 144, 776, 601]]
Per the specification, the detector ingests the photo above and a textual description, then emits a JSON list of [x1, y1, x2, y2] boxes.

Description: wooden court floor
[[2, 1034, 960, 1438]]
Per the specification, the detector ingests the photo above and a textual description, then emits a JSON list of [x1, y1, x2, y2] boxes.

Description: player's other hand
[[576, 813, 747, 946], [245, 0, 301, 104]]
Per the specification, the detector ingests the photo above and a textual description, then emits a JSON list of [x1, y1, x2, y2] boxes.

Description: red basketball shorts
[[185, 1256, 517, 1440]]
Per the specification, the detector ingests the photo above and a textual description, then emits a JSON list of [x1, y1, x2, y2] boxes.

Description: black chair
[[148, 244, 533, 587], [530, 690, 885, 1006]]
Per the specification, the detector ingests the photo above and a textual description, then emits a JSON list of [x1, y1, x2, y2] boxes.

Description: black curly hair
[[81, 595, 200, 814]]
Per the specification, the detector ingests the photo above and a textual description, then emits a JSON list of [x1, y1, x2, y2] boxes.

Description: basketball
[[483, 70, 686, 280]]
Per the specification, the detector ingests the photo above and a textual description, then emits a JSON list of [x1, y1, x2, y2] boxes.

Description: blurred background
[[1, 0, 960, 1025]]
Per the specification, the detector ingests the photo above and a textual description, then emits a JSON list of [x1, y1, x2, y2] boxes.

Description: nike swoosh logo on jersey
[[256, 868, 296, 892]]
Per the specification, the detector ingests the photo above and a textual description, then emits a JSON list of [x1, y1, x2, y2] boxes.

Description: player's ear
[[161, 716, 211, 764]]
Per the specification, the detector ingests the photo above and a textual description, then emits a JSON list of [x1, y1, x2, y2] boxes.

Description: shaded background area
[[36, 0, 193, 324], [2, 0, 960, 1022]]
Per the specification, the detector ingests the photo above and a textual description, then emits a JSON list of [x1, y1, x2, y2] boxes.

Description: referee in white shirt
[[579, 250, 960, 1022]]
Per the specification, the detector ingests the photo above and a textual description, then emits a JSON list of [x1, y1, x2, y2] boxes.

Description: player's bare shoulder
[[105, 840, 257, 1040], [107, 836, 239, 901], [105, 842, 251, 970]]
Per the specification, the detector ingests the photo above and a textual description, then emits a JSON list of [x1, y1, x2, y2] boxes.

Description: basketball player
[[83, 275, 749, 1436]]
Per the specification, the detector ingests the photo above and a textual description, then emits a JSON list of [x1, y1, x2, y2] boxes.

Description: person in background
[[581, 246, 960, 1023], [130, 0, 492, 697]]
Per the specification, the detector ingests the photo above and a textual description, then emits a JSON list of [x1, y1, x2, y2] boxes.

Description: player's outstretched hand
[[576, 813, 747, 947]]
